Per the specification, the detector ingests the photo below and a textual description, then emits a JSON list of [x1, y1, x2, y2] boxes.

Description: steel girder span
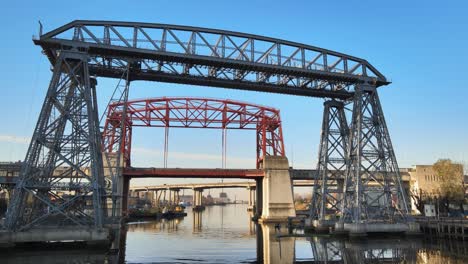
[[34, 20, 388, 99], [102, 97, 285, 169]]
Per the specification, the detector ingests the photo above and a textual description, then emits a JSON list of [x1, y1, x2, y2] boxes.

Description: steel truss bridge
[[103, 97, 284, 168], [5, 20, 409, 235]]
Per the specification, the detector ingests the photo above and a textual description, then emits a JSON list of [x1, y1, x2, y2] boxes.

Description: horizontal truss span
[[35, 20, 389, 99], [106, 97, 281, 129], [130, 182, 256, 191], [129, 180, 315, 192], [122, 168, 264, 179]]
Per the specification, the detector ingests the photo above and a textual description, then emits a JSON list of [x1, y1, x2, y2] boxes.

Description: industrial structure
[[102, 97, 285, 169], [1, 20, 414, 247]]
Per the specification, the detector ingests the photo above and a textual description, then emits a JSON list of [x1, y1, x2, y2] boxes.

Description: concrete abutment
[[259, 156, 296, 223]]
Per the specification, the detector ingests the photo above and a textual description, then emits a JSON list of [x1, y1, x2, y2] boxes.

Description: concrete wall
[[260, 156, 296, 222]]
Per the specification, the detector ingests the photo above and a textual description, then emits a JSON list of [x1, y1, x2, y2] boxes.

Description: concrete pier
[[247, 186, 256, 212], [260, 156, 296, 223], [0, 228, 111, 248], [192, 188, 205, 211], [334, 222, 421, 237]]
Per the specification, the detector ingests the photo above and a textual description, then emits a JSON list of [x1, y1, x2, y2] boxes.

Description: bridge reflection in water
[[0, 205, 467, 263]]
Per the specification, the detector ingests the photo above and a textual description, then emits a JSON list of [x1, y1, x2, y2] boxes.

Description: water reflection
[[0, 248, 112, 264], [124, 205, 256, 263], [193, 211, 202, 231], [307, 237, 420, 263], [257, 223, 295, 264], [0, 204, 467, 263]]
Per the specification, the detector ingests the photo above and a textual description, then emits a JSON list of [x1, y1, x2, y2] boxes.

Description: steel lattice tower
[[5, 51, 107, 231], [310, 100, 349, 226], [101, 65, 131, 220], [338, 84, 409, 225]]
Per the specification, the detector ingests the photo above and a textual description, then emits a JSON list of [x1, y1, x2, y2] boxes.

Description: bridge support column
[[151, 190, 158, 208], [168, 190, 172, 206], [260, 156, 296, 223], [255, 179, 263, 220], [4, 51, 107, 234], [336, 84, 415, 235], [309, 100, 348, 232], [248, 187, 256, 212], [192, 190, 196, 207], [175, 189, 180, 205], [121, 176, 130, 217], [169, 189, 180, 206], [193, 188, 205, 211]]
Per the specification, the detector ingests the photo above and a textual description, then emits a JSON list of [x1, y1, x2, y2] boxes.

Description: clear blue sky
[[1, 1, 467, 194]]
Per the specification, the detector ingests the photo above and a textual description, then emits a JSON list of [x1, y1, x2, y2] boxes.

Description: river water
[[1, 204, 467, 263]]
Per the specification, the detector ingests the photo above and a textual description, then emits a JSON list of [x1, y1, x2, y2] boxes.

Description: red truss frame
[[102, 97, 285, 168]]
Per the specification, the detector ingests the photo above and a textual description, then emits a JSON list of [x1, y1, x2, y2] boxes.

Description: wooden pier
[[416, 217, 468, 240]]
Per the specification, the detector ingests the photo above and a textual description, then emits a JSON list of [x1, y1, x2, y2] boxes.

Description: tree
[[433, 159, 464, 215], [0, 198, 7, 217], [410, 188, 426, 214], [462, 160, 468, 199]]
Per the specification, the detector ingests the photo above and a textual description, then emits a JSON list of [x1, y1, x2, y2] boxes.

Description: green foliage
[[433, 159, 464, 202]]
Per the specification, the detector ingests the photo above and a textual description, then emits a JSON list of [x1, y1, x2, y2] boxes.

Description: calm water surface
[[1, 204, 467, 263]]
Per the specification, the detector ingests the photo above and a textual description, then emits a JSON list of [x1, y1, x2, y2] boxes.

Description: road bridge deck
[[130, 180, 315, 192], [123, 167, 264, 179]]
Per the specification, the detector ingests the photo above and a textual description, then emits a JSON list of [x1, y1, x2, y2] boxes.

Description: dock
[[416, 217, 468, 240]]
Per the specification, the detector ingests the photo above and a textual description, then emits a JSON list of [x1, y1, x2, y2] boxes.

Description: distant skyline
[[1, 1, 467, 197]]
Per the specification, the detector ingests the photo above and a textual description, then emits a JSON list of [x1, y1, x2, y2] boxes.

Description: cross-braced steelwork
[[100, 64, 131, 219], [310, 238, 344, 262], [4, 20, 407, 235], [339, 85, 409, 224], [310, 100, 349, 223], [102, 97, 285, 169], [309, 238, 417, 263], [5, 51, 106, 231], [34, 20, 388, 100]]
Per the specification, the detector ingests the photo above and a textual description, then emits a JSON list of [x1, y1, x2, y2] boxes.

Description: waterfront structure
[[128, 180, 316, 211], [408, 164, 465, 198], [2, 20, 409, 247]]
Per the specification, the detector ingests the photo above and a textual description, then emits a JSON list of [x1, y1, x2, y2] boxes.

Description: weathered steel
[[338, 84, 409, 225], [4, 20, 409, 235], [310, 100, 349, 223], [5, 51, 106, 231], [34, 20, 389, 100], [102, 97, 285, 168]]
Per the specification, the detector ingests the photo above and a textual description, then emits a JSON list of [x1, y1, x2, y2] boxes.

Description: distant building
[[404, 164, 466, 215], [215, 192, 230, 204], [408, 165, 440, 197], [408, 164, 464, 198]]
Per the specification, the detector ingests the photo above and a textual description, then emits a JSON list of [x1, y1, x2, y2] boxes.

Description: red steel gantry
[[102, 97, 285, 168]]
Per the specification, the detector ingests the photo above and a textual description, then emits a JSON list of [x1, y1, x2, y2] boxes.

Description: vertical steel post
[[339, 84, 409, 225], [101, 62, 131, 221], [310, 100, 349, 224]]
